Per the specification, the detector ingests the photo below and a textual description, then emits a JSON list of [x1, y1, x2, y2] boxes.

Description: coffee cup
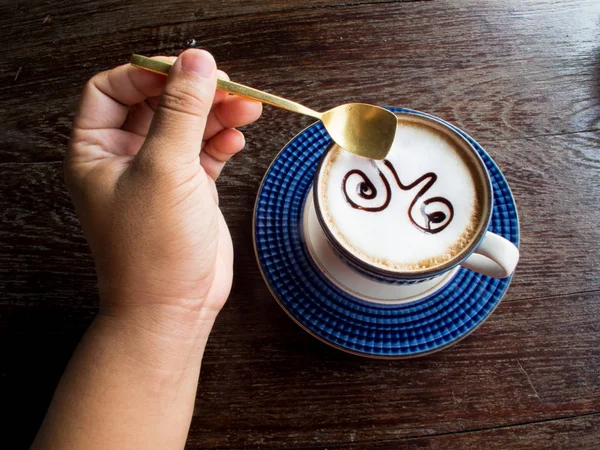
[[311, 111, 519, 284]]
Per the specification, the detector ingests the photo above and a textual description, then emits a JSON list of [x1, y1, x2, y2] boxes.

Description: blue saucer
[[253, 108, 520, 358]]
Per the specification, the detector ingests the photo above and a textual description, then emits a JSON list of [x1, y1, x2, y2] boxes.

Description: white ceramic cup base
[[301, 189, 460, 305]]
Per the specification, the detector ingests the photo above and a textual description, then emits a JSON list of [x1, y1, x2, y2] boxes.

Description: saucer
[[253, 107, 520, 358]]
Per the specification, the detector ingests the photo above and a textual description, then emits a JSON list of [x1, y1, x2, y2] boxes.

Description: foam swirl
[[341, 160, 454, 234]]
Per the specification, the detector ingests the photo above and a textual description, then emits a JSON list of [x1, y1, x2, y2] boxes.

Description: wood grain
[[188, 293, 600, 448], [318, 414, 600, 449], [1, 0, 599, 163], [0, 0, 423, 49], [1, 0, 599, 448], [482, 131, 600, 299], [2, 291, 598, 448]]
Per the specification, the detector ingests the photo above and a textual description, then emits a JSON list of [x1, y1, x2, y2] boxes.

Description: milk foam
[[318, 120, 481, 271]]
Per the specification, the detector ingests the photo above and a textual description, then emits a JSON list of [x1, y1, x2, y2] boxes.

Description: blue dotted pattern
[[254, 108, 520, 357]]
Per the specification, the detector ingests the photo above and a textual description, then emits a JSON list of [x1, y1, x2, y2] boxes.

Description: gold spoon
[[130, 54, 397, 160]]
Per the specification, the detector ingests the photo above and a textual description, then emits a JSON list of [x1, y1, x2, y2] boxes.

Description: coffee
[[316, 115, 488, 272]]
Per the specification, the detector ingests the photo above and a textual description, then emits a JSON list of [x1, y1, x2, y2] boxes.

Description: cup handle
[[461, 232, 519, 278]]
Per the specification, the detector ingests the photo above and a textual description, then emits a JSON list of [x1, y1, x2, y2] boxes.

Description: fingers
[[74, 58, 171, 131], [203, 95, 263, 140], [200, 129, 246, 180], [122, 70, 230, 138], [138, 50, 217, 171], [130, 92, 262, 142], [121, 97, 160, 137]]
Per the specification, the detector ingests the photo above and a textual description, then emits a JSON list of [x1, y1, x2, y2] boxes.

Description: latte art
[[342, 168, 390, 212], [342, 160, 454, 234], [317, 116, 487, 272]]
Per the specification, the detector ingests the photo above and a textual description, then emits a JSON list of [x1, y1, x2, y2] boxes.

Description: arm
[[32, 50, 262, 450], [32, 310, 214, 449]]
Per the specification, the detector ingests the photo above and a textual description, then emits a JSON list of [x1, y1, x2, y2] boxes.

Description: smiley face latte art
[[317, 117, 486, 272]]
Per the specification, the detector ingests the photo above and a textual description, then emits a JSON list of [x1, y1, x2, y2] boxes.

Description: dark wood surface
[[1, 0, 599, 448]]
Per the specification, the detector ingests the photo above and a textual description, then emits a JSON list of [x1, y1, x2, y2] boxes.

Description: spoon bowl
[[130, 55, 397, 160], [321, 103, 398, 160]]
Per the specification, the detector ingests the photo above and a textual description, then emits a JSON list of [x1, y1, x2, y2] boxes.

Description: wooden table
[[1, 1, 599, 448]]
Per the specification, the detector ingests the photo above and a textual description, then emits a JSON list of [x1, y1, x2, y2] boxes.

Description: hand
[[65, 50, 262, 325]]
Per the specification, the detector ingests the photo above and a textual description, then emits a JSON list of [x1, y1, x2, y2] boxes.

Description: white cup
[[310, 111, 519, 286]]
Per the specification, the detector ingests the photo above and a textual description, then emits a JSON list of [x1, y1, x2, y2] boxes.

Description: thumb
[[138, 49, 217, 170]]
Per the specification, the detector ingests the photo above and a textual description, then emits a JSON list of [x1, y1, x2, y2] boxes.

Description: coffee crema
[[317, 117, 486, 272]]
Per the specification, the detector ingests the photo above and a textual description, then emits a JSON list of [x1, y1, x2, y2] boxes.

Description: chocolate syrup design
[[342, 160, 454, 234]]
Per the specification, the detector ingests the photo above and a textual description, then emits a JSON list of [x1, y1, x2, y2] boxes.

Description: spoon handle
[[130, 55, 322, 119]]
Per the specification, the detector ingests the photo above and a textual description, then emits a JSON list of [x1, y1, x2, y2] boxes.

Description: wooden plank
[[0, 0, 422, 50], [1, 291, 599, 448], [1, 130, 598, 314], [1, 0, 599, 163], [191, 292, 600, 448], [485, 131, 600, 300], [313, 414, 600, 449]]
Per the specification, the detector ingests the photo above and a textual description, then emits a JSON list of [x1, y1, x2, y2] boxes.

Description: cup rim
[[313, 110, 493, 280]]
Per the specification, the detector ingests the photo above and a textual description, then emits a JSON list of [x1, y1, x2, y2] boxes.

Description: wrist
[[95, 302, 218, 372], [97, 271, 219, 316]]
